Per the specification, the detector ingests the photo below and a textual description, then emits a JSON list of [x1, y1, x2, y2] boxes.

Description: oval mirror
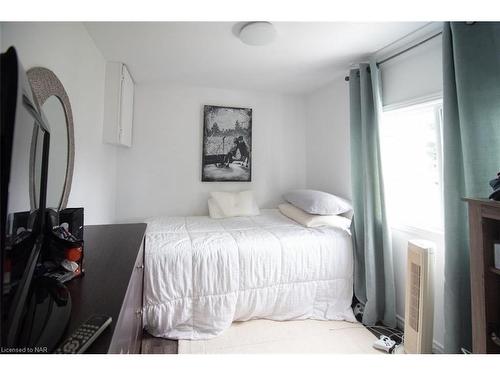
[[28, 68, 74, 212]]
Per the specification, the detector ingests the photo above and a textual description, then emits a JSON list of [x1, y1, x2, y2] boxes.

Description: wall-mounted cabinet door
[[103, 62, 134, 147], [119, 65, 134, 147]]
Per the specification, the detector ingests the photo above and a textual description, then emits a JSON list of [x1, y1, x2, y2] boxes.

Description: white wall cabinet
[[103, 62, 134, 147]]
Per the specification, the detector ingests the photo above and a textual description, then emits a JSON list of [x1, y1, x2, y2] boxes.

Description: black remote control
[[54, 315, 112, 354]]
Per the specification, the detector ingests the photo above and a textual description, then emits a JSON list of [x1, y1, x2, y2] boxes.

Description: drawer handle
[[136, 264, 144, 269]]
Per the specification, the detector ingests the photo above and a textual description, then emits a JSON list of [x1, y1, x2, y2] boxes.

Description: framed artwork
[[202, 105, 252, 182]]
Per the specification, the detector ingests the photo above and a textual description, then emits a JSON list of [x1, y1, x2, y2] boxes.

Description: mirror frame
[[27, 67, 75, 211]]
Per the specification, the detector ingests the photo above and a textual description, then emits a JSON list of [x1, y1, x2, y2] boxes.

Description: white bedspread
[[143, 209, 356, 340]]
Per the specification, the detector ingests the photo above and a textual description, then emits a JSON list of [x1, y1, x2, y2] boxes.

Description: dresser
[[465, 198, 500, 354], [63, 223, 147, 354]]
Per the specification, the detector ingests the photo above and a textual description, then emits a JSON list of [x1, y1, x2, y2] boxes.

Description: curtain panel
[[442, 21, 500, 353], [349, 62, 397, 327]]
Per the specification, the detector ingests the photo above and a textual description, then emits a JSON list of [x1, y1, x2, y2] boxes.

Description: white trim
[[383, 92, 443, 112], [396, 314, 444, 354], [391, 223, 444, 238], [373, 22, 444, 64]]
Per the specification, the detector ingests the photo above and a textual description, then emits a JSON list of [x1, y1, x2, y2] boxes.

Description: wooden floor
[[142, 331, 178, 354]]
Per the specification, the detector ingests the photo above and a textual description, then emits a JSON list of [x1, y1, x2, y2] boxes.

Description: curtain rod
[[344, 31, 443, 82]]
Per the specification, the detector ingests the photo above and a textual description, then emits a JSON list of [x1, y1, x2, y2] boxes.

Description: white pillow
[[209, 191, 260, 218], [278, 203, 351, 231], [208, 198, 225, 219], [283, 189, 352, 215]]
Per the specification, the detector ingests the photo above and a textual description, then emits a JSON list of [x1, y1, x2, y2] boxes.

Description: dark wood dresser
[[465, 198, 500, 353], [63, 223, 147, 354]]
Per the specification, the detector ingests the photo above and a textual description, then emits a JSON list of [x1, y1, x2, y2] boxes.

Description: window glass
[[380, 101, 443, 232]]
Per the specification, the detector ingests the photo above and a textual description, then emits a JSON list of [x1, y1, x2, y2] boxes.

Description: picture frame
[[202, 105, 252, 182]]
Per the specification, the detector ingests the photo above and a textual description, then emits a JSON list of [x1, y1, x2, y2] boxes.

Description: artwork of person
[[202, 105, 252, 182]]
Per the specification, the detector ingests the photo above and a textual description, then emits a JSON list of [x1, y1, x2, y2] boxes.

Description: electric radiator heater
[[404, 239, 435, 354]]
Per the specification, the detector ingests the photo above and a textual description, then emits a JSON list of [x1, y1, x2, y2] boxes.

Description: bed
[[143, 209, 356, 340]]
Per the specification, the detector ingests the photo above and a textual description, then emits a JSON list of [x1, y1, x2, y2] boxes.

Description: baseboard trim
[[396, 314, 444, 354]]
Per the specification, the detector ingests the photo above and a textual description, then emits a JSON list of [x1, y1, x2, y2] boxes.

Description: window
[[380, 100, 443, 232]]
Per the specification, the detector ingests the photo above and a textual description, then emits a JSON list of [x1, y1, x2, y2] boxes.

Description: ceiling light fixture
[[238, 22, 276, 46]]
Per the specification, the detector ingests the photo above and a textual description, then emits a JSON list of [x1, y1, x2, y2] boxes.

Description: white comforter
[[143, 209, 355, 340]]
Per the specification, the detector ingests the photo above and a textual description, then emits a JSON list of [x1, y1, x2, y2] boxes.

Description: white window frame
[[382, 93, 444, 236]]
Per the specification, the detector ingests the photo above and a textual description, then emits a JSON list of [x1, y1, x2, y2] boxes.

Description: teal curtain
[[349, 62, 396, 327], [443, 22, 500, 353]]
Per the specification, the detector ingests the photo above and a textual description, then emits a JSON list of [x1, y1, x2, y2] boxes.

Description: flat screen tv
[[1, 47, 70, 351]]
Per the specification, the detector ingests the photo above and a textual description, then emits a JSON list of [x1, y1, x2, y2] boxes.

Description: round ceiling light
[[239, 22, 277, 46]]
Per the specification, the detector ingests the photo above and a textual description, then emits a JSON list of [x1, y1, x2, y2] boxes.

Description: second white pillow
[[209, 190, 260, 218], [278, 203, 351, 231]]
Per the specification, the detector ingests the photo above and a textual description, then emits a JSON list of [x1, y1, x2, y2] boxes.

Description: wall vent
[[404, 240, 434, 354]]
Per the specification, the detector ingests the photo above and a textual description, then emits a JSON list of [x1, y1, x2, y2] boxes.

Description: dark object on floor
[[351, 297, 364, 322], [142, 331, 178, 354], [353, 302, 364, 322], [366, 324, 404, 346], [489, 172, 500, 201], [352, 298, 404, 348]]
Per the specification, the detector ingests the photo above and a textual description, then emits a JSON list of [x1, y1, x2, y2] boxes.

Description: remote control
[[54, 315, 112, 354]]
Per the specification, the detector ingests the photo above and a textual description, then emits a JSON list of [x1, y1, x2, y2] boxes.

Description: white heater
[[404, 239, 435, 354]]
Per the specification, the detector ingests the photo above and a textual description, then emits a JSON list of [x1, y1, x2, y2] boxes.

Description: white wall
[[114, 84, 307, 222], [1, 22, 118, 224], [305, 75, 351, 200]]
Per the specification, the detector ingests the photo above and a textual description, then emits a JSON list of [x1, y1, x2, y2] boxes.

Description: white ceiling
[[85, 22, 427, 94]]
